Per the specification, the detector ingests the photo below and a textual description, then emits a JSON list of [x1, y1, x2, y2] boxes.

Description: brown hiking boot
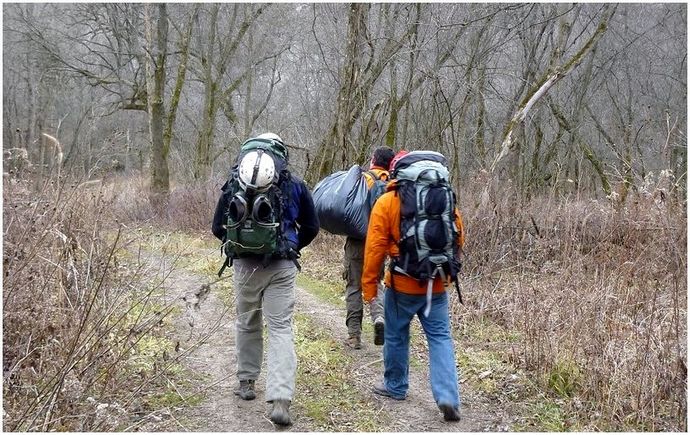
[[234, 379, 256, 400], [372, 382, 406, 400], [270, 399, 292, 426], [345, 335, 362, 349], [439, 403, 461, 421]]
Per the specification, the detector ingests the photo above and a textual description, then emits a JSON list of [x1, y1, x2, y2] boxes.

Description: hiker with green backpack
[[211, 133, 319, 426], [362, 150, 464, 421]]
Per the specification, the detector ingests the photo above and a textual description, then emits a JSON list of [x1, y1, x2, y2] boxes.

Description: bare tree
[[189, 4, 287, 179], [14, 4, 195, 197], [490, 5, 616, 178], [3, 3, 685, 197]]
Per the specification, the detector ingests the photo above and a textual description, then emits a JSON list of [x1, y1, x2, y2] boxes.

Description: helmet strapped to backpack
[[390, 151, 462, 315], [238, 150, 276, 191], [389, 150, 409, 172], [218, 134, 294, 276]]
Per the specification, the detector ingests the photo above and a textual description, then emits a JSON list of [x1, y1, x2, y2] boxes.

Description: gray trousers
[[234, 258, 297, 401], [343, 237, 384, 337]]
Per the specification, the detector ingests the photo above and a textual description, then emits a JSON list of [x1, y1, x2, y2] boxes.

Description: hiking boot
[[234, 380, 256, 400], [269, 399, 292, 426], [439, 403, 461, 421], [373, 317, 385, 346], [345, 335, 362, 349], [372, 382, 405, 400]]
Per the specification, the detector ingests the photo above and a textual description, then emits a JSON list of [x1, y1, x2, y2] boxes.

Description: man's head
[[370, 147, 395, 170]]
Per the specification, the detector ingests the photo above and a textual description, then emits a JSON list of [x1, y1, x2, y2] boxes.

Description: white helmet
[[238, 150, 275, 191], [256, 132, 283, 144]]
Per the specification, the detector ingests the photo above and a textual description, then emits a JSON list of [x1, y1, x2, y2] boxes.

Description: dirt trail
[[294, 287, 496, 432], [145, 250, 311, 432], [144, 247, 504, 432]]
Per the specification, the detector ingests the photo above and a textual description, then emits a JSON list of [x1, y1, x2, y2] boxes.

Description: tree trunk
[[144, 4, 170, 197], [310, 3, 368, 184], [195, 82, 218, 179], [164, 5, 196, 169]]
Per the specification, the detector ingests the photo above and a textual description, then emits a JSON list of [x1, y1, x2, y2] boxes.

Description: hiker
[[362, 150, 464, 421], [343, 146, 395, 349], [211, 133, 319, 426]]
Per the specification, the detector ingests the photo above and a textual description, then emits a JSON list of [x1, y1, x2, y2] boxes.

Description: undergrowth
[[455, 179, 687, 431], [3, 176, 188, 431]]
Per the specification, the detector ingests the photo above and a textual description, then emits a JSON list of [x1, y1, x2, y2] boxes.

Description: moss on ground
[[460, 316, 523, 344], [520, 399, 568, 431], [147, 389, 204, 409], [546, 357, 582, 399], [293, 313, 388, 431], [296, 274, 345, 308]]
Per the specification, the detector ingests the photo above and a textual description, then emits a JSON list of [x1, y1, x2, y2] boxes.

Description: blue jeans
[[382, 288, 460, 407]]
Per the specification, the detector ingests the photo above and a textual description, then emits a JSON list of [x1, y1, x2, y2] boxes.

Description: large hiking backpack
[[218, 137, 293, 276], [390, 151, 462, 314]]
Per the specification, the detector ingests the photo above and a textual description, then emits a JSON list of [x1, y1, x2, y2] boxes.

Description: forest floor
[[120, 227, 534, 432]]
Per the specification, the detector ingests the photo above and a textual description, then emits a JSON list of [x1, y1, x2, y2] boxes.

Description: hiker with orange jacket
[[362, 150, 464, 421]]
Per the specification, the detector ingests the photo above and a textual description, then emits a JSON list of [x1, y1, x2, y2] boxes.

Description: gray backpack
[[390, 151, 462, 315]]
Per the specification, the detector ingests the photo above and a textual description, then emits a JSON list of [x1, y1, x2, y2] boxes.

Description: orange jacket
[[363, 166, 389, 189], [362, 183, 465, 302]]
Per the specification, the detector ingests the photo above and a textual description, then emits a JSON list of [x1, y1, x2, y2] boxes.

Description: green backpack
[[218, 137, 291, 276]]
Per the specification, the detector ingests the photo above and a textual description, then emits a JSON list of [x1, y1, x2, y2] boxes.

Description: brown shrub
[[162, 179, 222, 231], [3, 175, 177, 431], [455, 181, 687, 431]]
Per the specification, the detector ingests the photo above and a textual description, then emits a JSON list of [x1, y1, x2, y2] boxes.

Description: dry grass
[[108, 174, 221, 231], [453, 177, 687, 431], [299, 231, 346, 284], [2, 175, 185, 431]]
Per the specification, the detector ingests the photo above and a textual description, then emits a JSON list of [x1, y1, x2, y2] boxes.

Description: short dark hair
[[372, 147, 395, 170]]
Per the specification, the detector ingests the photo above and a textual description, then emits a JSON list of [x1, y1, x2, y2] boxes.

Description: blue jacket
[[212, 174, 320, 254]]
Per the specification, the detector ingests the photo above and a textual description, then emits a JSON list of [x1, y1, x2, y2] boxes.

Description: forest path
[[137, 239, 506, 432], [294, 286, 496, 432]]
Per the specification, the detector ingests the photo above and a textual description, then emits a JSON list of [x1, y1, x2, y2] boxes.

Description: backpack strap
[[365, 169, 388, 182], [287, 249, 302, 271], [276, 173, 302, 272], [454, 280, 463, 304], [218, 245, 233, 277]]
